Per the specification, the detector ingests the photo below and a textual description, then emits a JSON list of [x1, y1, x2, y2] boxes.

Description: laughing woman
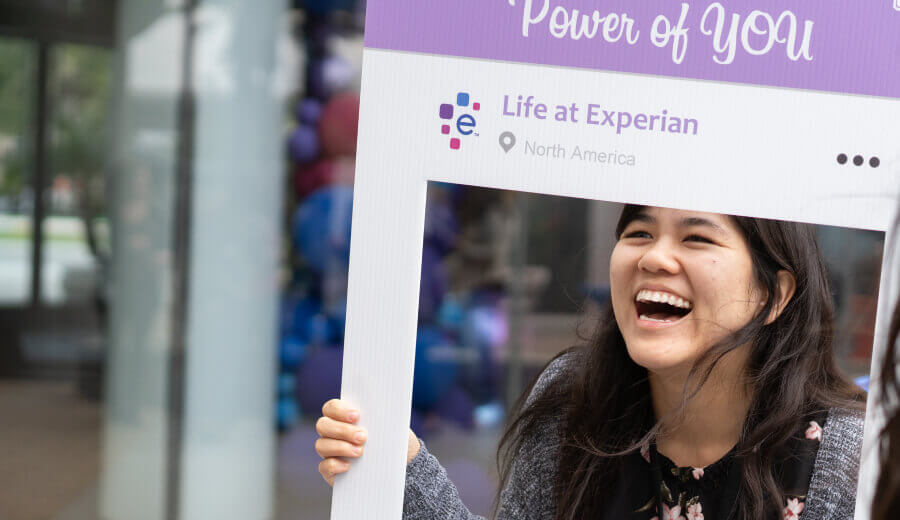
[[315, 205, 866, 520]]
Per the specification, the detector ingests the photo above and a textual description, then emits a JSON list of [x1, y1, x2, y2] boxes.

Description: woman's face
[[610, 207, 764, 375]]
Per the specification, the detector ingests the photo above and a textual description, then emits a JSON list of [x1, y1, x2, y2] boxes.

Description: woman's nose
[[637, 240, 681, 274]]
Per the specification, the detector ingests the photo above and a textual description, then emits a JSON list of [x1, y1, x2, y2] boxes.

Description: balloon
[[296, 98, 324, 125], [308, 55, 354, 98], [322, 56, 354, 94], [474, 401, 505, 429], [278, 373, 297, 395], [288, 125, 320, 164], [457, 295, 507, 404], [281, 294, 336, 345], [423, 201, 458, 255], [280, 335, 308, 369], [412, 327, 458, 410], [292, 186, 353, 273], [464, 305, 509, 351], [318, 93, 359, 157], [307, 312, 333, 345], [437, 296, 465, 332], [323, 296, 347, 343], [292, 157, 355, 200], [419, 245, 448, 323], [296, 347, 343, 415], [277, 397, 300, 430]]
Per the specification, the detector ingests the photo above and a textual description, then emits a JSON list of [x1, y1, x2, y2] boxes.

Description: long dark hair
[[873, 233, 900, 519], [497, 205, 864, 520]]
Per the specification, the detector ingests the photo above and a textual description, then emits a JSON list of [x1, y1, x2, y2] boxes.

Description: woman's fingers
[[322, 399, 360, 423], [316, 400, 366, 487], [316, 416, 368, 444], [319, 457, 350, 487], [315, 437, 364, 459]]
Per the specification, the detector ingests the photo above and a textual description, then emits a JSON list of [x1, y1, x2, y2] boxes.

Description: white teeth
[[634, 289, 692, 310], [639, 314, 674, 323]]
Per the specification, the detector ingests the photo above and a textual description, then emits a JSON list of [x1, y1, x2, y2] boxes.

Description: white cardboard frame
[[332, 49, 900, 520]]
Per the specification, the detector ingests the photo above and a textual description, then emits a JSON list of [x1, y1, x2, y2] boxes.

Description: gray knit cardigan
[[403, 357, 865, 520]]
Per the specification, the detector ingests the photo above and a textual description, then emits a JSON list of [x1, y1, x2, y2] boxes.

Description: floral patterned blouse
[[602, 411, 827, 520]]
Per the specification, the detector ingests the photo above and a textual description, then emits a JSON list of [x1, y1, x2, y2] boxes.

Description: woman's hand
[[315, 399, 421, 486]]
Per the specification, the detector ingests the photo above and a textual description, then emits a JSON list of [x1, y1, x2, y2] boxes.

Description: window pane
[[42, 43, 112, 305], [0, 37, 36, 305]]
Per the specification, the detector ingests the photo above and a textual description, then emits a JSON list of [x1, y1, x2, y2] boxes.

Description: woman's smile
[[634, 287, 693, 327]]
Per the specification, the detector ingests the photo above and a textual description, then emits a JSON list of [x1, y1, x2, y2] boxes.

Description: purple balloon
[[295, 347, 343, 415], [288, 125, 319, 164], [309, 56, 354, 98], [321, 56, 354, 93], [296, 98, 323, 125]]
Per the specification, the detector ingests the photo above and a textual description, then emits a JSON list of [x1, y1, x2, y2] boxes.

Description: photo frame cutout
[[412, 182, 885, 516], [331, 48, 900, 520]]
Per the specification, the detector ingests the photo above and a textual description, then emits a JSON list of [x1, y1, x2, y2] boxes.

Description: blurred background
[[0, 1, 883, 519]]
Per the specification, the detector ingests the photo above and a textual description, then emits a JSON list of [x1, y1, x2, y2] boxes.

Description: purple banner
[[364, 0, 900, 99]]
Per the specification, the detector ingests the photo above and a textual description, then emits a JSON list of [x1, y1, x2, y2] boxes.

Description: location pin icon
[[499, 131, 516, 153]]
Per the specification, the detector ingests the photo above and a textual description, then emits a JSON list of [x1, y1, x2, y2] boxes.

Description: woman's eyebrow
[[680, 216, 727, 235], [631, 213, 654, 224]]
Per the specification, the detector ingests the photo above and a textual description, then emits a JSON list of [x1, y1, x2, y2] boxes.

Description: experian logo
[[439, 92, 480, 150]]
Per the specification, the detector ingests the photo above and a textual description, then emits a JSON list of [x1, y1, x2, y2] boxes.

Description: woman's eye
[[623, 230, 652, 239], [685, 234, 714, 244]]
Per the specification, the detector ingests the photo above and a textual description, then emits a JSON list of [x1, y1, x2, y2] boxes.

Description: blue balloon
[[324, 296, 347, 342], [293, 186, 353, 273], [474, 401, 505, 429], [277, 397, 300, 429], [280, 335, 308, 369], [419, 245, 447, 323], [281, 294, 314, 334], [424, 201, 458, 255], [278, 373, 297, 395], [437, 296, 465, 332], [412, 327, 458, 410], [281, 294, 337, 345], [288, 125, 319, 164], [307, 313, 333, 345]]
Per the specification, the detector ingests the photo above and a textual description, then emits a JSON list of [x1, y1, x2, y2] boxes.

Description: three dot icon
[[837, 154, 879, 168]]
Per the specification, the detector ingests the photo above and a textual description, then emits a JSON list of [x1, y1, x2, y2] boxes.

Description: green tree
[[49, 44, 112, 219], [0, 38, 33, 209]]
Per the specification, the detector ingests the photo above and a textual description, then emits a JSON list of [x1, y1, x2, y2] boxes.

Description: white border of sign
[[332, 49, 900, 520]]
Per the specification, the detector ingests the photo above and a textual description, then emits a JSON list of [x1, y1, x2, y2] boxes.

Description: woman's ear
[[765, 270, 797, 325]]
